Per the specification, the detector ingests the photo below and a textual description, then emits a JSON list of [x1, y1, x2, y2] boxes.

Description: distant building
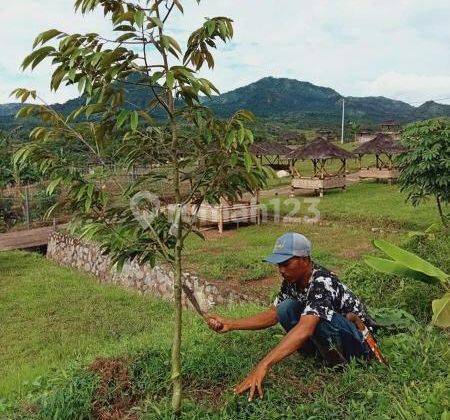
[[356, 129, 377, 144], [316, 129, 336, 142], [380, 120, 401, 140]]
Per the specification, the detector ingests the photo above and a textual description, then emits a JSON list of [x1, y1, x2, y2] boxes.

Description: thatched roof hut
[[355, 134, 406, 180], [380, 120, 400, 130], [287, 137, 353, 160], [353, 133, 406, 156], [250, 141, 291, 156], [289, 138, 353, 195], [250, 141, 292, 171]]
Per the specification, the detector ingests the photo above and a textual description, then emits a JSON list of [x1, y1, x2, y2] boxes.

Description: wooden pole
[[256, 189, 261, 226], [218, 200, 223, 234], [24, 185, 30, 230]]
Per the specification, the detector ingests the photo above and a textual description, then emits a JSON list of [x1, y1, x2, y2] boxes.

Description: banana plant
[[364, 239, 449, 329]]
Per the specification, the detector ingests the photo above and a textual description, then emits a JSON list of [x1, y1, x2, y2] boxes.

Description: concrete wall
[[47, 231, 250, 311]]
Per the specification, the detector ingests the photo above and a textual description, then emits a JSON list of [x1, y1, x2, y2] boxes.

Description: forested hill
[[1, 76, 449, 128], [205, 77, 450, 122]]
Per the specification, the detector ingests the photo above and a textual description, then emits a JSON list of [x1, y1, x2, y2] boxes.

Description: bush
[[343, 233, 448, 323], [32, 370, 99, 420], [0, 197, 20, 232], [29, 190, 58, 221], [403, 232, 450, 274]]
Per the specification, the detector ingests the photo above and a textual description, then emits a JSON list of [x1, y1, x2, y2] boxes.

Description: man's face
[[277, 256, 311, 284]]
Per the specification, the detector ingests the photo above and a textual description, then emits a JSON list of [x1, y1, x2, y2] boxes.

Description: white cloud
[[358, 72, 450, 105], [0, 0, 112, 104], [1, 0, 449, 105]]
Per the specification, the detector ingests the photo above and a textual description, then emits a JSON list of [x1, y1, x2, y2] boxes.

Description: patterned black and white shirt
[[274, 263, 376, 330]]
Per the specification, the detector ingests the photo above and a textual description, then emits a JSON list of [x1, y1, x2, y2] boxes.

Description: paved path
[[0, 226, 55, 251]]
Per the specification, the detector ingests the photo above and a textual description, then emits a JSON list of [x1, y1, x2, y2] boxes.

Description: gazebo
[[356, 129, 376, 144], [189, 196, 260, 234], [316, 129, 336, 142], [288, 137, 353, 197], [380, 120, 400, 133], [250, 141, 292, 171], [354, 133, 405, 182]]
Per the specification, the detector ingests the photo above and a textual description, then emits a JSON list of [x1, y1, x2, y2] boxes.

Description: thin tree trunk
[[436, 195, 447, 227], [171, 207, 183, 414], [153, 3, 184, 413]]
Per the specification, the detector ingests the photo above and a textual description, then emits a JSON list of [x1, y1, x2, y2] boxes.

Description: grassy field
[[1, 175, 449, 418], [261, 182, 441, 230], [184, 221, 402, 282], [0, 247, 448, 419], [182, 181, 441, 284], [0, 252, 174, 399]]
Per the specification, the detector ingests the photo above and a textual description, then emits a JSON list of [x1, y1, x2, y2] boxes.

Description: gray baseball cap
[[264, 232, 312, 264]]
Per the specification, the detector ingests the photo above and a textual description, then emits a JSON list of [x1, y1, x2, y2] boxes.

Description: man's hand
[[234, 363, 268, 401], [205, 314, 233, 333]]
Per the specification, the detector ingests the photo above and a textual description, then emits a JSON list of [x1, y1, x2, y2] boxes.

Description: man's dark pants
[[276, 299, 370, 363]]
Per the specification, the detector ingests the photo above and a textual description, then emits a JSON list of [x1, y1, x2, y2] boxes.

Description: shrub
[[343, 233, 448, 323], [35, 370, 99, 420]]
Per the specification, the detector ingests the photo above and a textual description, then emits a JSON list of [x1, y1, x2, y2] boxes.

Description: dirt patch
[[88, 356, 137, 420], [269, 370, 327, 403], [210, 274, 281, 305], [200, 225, 245, 240], [186, 380, 229, 410]]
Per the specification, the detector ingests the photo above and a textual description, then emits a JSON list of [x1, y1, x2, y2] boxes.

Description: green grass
[[184, 221, 403, 282], [0, 251, 173, 399], [1, 171, 449, 418], [261, 182, 441, 230], [1, 250, 449, 419]]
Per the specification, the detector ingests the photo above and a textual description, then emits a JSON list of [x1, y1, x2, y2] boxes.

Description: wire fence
[[0, 165, 179, 233], [0, 182, 63, 233]]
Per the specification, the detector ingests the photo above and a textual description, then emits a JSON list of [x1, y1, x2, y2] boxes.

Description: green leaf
[[130, 111, 139, 131], [134, 10, 145, 27], [84, 195, 92, 213], [373, 239, 449, 283], [243, 151, 253, 172], [116, 32, 137, 43], [205, 20, 216, 36], [33, 29, 63, 48], [22, 46, 55, 70], [149, 16, 163, 29], [364, 255, 440, 285], [370, 307, 416, 330], [161, 35, 182, 53], [166, 70, 175, 89], [173, 0, 184, 13], [431, 292, 450, 328], [116, 110, 129, 128], [77, 76, 86, 94], [50, 66, 67, 91], [46, 177, 63, 195], [225, 131, 235, 147]]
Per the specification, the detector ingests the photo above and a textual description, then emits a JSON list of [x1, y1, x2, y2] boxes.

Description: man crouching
[[206, 232, 377, 401]]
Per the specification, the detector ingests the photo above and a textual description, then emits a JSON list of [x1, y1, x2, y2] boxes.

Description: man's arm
[[206, 307, 278, 333], [234, 314, 320, 400]]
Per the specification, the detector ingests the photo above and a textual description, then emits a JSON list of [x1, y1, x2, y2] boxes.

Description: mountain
[[0, 103, 24, 117], [344, 96, 415, 121], [1, 77, 449, 128], [412, 100, 450, 120], [205, 77, 342, 117], [205, 77, 450, 123]]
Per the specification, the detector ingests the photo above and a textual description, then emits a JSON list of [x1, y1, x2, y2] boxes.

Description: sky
[[1, 0, 450, 105]]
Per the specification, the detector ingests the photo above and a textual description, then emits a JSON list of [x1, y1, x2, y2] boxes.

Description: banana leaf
[[373, 239, 449, 284], [432, 292, 450, 329], [364, 255, 440, 285], [370, 307, 416, 330]]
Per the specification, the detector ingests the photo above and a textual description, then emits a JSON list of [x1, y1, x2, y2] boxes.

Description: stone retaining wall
[[47, 231, 250, 311]]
